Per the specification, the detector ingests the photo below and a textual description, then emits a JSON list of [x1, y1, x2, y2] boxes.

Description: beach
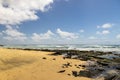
[[0, 48, 91, 80]]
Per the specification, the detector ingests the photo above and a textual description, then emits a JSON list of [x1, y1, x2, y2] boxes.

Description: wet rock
[[97, 67, 105, 72], [104, 70, 119, 80], [113, 75, 120, 80], [113, 58, 120, 63], [114, 54, 120, 57], [63, 53, 71, 59], [97, 61, 109, 66], [58, 70, 66, 73], [52, 52, 62, 56], [79, 70, 93, 78], [78, 67, 104, 78], [116, 66, 120, 70]]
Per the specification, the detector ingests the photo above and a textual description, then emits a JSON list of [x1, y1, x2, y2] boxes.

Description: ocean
[[2, 44, 120, 52]]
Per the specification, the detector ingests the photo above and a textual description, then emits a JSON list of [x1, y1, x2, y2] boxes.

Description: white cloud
[[102, 30, 110, 34], [102, 23, 113, 28], [2, 25, 27, 41], [116, 34, 120, 39], [80, 29, 84, 33], [0, 0, 54, 26], [89, 36, 97, 39], [56, 28, 78, 39], [97, 23, 113, 29], [31, 30, 54, 42], [96, 30, 110, 35], [0, 32, 2, 35]]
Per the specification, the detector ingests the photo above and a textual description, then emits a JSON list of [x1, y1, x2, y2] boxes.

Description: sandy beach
[[0, 48, 91, 80]]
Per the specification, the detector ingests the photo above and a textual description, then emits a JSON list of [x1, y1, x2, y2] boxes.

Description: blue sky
[[0, 0, 120, 44]]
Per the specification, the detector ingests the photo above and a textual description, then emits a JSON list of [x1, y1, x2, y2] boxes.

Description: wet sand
[[0, 48, 91, 80]]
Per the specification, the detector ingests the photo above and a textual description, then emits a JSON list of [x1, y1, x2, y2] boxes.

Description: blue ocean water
[[2, 44, 120, 52]]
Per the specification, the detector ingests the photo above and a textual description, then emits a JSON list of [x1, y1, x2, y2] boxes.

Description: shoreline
[[1, 44, 120, 52], [0, 48, 120, 80], [0, 48, 91, 80]]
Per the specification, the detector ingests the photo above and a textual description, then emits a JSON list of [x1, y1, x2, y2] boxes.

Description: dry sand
[[0, 48, 91, 80]]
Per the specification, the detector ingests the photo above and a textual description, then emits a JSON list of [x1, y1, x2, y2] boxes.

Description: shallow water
[[2, 44, 120, 52]]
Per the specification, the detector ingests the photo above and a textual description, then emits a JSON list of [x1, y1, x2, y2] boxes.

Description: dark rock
[[67, 74, 71, 76], [104, 70, 119, 80], [97, 67, 105, 72], [113, 58, 120, 63], [53, 58, 56, 60], [97, 61, 109, 66], [81, 65, 86, 67], [72, 71, 78, 77], [79, 70, 93, 77], [63, 62, 72, 68], [115, 64, 120, 70], [116, 67, 120, 70], [0, 45, 4, 47], [78, 68, 104, 78], [105, 75, 116, 80], [65, 54, 72, 58], [58, 70, 66, 73], [42, 57, 46, 59], [113, 75, 120, 80], [67, 62, 70, 66], [52, 52, 62, 56], [79, 65, 82, 66], [63, 57, 66, 59]]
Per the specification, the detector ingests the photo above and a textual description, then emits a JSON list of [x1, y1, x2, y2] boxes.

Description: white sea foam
[[3, 44, 120, 52]]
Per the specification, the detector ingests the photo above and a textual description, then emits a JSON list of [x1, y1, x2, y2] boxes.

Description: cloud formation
[[57, 28, 78, 39], [96, 30, 110, 35], [97, 23, 113, 29], [2, 25, 27, 41], [116, 34, 120, 39], [0, 32, 2, 36], [0, 0, 53, 26], [31, 30, 54, 42]]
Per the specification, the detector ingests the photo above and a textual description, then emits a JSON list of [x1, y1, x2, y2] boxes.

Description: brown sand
[[0, 48, 91, 80]]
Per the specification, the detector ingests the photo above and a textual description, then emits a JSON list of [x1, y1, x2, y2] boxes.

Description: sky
[[0, 0, 120, 44]]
